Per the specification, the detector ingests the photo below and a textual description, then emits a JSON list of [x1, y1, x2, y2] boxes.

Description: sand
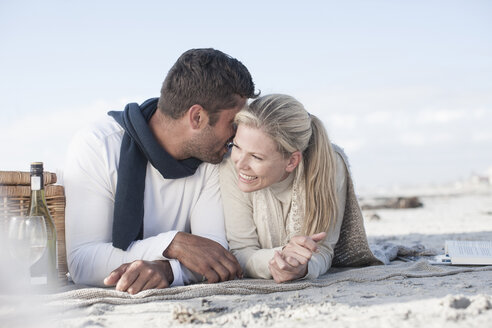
[[1, 186, 491, 327]]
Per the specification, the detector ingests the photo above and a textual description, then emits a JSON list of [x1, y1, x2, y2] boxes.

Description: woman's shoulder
[[332, 144, 350, 192], [332, 144, 351, 173], [219, 154, 241, 190], [219, 154, 236, 179]]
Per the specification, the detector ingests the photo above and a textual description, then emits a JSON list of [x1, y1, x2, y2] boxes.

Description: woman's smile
[[238, 172, 258, 182]]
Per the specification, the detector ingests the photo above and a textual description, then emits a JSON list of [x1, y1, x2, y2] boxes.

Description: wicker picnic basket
[[0, 171, 67, 280]]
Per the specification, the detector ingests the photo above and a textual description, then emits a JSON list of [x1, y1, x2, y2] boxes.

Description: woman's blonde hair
[[235, 94, 338, 235]]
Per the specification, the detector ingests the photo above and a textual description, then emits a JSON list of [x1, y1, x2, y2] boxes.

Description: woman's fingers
[[269, 251, 309, 283], [290, 236, 318, 253], [284, 238, 315, 259], [273, 251, 290, 270], [285, 232, 327, 255], [270, 232, 327, 284], [310, 232, 327, 242], [283, 250, 309, 266], [284, 254, 301, 267]]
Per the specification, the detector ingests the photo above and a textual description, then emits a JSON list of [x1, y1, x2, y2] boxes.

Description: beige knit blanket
[[31, 260, 492, 308]]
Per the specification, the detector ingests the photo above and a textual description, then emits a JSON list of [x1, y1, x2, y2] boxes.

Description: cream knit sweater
[[219, 152, 347, 279]]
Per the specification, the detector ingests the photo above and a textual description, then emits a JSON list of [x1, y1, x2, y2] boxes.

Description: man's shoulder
[[195, 162, 220, 178], [73, 116, 124, 145]]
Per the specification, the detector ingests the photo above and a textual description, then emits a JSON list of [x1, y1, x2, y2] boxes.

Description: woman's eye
[[252, 155, 263, 160]]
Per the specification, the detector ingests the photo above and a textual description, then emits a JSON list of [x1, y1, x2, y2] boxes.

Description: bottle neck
[[31, 173, 44, 191], [30, 173, 47, 208]]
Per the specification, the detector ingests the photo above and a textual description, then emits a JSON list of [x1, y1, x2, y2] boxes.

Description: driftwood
[[360, 196, 423, 210]]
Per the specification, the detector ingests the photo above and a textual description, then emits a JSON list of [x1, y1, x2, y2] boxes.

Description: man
[[64, 48, 258, 294]]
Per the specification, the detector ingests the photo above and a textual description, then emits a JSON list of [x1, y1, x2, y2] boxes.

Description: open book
[[432, 240, 492, 265]]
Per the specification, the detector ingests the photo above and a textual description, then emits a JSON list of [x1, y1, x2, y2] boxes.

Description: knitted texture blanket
[[32, 260, 492, 308]]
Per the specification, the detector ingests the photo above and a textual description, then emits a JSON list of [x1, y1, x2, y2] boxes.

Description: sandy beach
[[1, 185, 491, 328], [2, 1, 491, 327]]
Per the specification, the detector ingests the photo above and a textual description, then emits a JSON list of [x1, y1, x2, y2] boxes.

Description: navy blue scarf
[[108, 98, 202, 250]]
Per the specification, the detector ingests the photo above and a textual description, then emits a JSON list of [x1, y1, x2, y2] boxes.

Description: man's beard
[[184, 128, 226, 164]]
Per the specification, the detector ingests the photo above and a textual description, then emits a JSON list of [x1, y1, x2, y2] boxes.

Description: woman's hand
[[283, 232, 327, 259], [268, 232, 327, 283], [268, 250, 308, 283]]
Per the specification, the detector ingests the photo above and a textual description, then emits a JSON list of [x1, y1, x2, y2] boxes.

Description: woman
[[220, 94, 379, 283]]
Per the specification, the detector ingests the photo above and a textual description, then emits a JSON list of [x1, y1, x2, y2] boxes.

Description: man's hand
[[103, 260, 173, 294], [163, 232, 243, 283], [268, 232, 327, 283]]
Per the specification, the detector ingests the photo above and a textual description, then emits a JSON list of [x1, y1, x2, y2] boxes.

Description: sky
[[1, 0, 491, 193]]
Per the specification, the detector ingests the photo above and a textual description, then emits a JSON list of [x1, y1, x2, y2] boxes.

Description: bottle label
[[31, 176, 41, 191]]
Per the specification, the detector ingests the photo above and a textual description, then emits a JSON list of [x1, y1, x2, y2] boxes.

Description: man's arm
[[163, 163, 242, 283], [64, 124, 183, 287], [164, 232, 242, 283]]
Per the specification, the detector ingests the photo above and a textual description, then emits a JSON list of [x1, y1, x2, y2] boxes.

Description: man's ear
[[188, 104, 207, 130], [285, 151, 302, 173]]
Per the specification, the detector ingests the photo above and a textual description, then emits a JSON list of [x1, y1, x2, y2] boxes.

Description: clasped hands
[[103, 231, 326, 293], [268, 232, 326, 283], [104, 232, 243, 294]]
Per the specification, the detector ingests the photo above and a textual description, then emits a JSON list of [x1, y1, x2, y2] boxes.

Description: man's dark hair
[[157, 48, 259, 125]]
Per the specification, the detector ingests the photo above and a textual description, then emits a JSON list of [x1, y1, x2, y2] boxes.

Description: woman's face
[[231, 125, 296, 193]]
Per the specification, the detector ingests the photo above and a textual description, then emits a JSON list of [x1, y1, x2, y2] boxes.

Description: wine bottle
[[28, 162, 58, 287]]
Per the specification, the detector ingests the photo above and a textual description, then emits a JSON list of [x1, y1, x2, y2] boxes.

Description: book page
[[445, 240, 492, 258]]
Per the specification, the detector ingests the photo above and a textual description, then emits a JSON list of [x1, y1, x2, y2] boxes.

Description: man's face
[[189, 98, 246, 164]]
